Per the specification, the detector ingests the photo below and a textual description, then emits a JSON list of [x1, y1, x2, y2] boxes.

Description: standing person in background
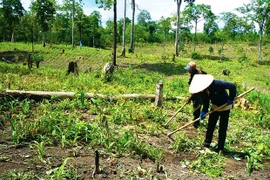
[[189, 74, 236, 153], [184, 61, 208, 128]]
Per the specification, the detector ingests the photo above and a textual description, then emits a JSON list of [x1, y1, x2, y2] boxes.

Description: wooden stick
[[163, 101, 188, 126], [168, 87, 255, 138], [92, 150, 101, 178]]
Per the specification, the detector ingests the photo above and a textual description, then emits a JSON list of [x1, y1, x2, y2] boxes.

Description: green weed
[[244, 145, 264, 175], [46, 158, 77, 180], [30, 141, 46, 163], [190, 152, 226, 177], [2, 169, 36, 179]]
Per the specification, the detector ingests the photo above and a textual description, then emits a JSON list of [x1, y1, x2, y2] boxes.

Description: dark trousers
[[193, 104, 201, 128], [204, 110, 230, 150], [192, 93, 202, 128]]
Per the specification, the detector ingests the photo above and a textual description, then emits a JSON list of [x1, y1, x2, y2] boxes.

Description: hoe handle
[[168, 87, 255, 138], [163, 101, 188, 126]]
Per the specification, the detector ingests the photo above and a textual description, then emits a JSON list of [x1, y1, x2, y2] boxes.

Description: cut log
[[0, 90, 185, 101]]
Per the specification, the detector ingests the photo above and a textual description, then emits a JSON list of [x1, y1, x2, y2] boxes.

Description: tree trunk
[[113, 0, 117, 66], [79, 25, 82, 46], [28, 54, 32, 69], [31, 19, 34, 53], [50, 20, 52, 48], [72, 0, 75, 48], [130, 0, 135, 53], [11, 29, 14, 43], [194, 20, 198, 52], [120, 0, 127, 57], [258, 26, 263, 63], [175, 0, 182, 56], [93, 36, 95, 48], [43, 32, 46, 47]]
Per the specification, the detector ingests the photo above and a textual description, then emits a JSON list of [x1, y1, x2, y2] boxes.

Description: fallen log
[[0, 90, 185, 101]]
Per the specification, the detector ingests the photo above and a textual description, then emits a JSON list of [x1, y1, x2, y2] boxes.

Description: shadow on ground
[[134, 62, 186, 76], [201, 55, 230, 61], [0, 50, 29, 63]]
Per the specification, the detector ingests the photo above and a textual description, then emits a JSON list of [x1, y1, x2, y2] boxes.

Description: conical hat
[[189, 74, 214, 94]]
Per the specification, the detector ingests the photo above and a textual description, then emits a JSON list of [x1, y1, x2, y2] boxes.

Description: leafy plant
[[2, 170, 36, 180], [191, 51, 202, 59], [238, 53, 249, 63], [209, 46, 214, 54], [46, 158, 77, 180], [172, 133, 199, 152], [32, 54, 44, 63], [190, 152, 226, 177], [75, 88, 85, 107], [30, 141, 46, 163], [245, 145, 264, 175]]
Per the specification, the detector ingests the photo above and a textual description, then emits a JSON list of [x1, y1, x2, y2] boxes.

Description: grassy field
[[0, 42, 269, 179]]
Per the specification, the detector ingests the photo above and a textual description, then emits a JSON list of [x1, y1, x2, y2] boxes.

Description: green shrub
[[238, 53, 249, 63], [208, 46, 214, 54], [32, 54, 44, 63], [191, 51, 202, 60]]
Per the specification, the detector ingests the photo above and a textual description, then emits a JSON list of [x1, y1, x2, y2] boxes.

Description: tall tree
[[182, 3, 213, 51], [159, 16, 172, 52], [159, 16, 172, 44], [137, 10, 151, 28], [1, 0, 25, 42], [203, 13, 218, 43], [89, 11, 102, 47], [129, 0, 135, 53], [72, 0, 75, 48], [174, 0, 195, 56], [95, 0, 117, 66], [237, 0, 270, 62], [219, 12, 255, 42], [120, 0, 127, 57], [58, 0, 83, 47], [76, 8, 85, 46], [74, 0, 84, 47], [31, 0, 56, 47]]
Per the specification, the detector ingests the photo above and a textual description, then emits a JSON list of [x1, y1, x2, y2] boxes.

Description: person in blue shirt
[[189, 74, 236, 153]]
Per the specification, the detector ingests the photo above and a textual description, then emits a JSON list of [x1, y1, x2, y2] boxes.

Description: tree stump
[[172, 54, 176, 62], [155, 80, 163, 107], [28, 54, 32, 69], [36, 61, 40, 68], [103, 62, 114, 74], [67, 61, 79, 76]]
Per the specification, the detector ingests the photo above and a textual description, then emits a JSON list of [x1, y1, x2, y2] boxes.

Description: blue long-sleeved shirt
[[202, 80, 236, 112]]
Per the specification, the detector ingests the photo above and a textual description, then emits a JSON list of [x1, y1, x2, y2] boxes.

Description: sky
[[21, 0, 251, 31]]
